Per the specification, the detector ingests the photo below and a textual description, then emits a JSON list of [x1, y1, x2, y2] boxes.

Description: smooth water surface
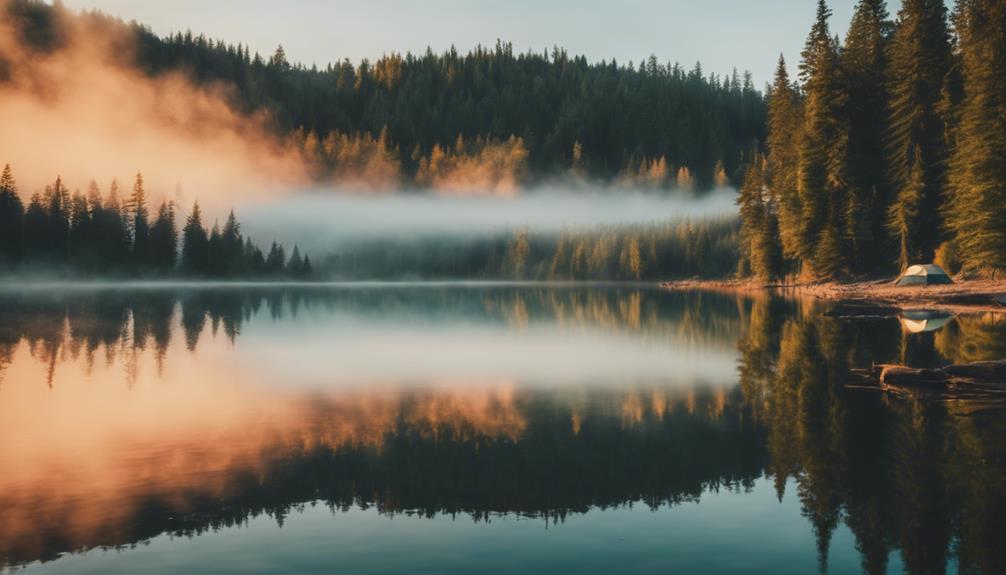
[[1, 285, 1004, 574]]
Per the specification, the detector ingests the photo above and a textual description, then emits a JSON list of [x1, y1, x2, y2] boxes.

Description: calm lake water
[[1, 285, 1004, 574]]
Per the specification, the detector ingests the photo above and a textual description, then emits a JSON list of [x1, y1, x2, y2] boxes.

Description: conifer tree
[[208, 222, 222, 275], [797, 0, 847, 277], [148, 201, 178, 272], [266, 241, 286, 275], [23, 193, 48, 261], [67, 190, 91, 266], [45, 177, 71, 261], [945, 0, 1006, 275], [287, 245, 304, 276], [181, 201, 209, 275], [889, 145, 926, 271], [104, 179, 131, 266], [220, 210, 243, 275], [767, 56, 802, 263], [885, 0, 952, 268], [738, 156, 782, 280], [129, 172, 150, 265], [0, 164, 24, 264], [841, 0, 892, 272]]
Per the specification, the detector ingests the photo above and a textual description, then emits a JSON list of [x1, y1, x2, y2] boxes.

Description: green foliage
[[754, 0, 1001, 280], [767, 57, 803, 263], [841, 0, 892, 271], [884, 0, 952, 264], [738, 156, 782, 280], [945, 0, 1006, 276]]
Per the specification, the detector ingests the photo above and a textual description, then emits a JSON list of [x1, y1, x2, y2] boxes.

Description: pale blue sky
[[62, 0, 908, 86]]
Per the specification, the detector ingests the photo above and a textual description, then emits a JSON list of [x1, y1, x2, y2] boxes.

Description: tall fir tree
[[738, 155, 782, 280], [767, 55, 803, 267], [0, 164, 24, 264], [841, 0, 892, 272], [945, 0, 1006, 275], [181, 201, 210, 275], [45, 177, 71, 261], [797, 0, 847, 278], [885, 0, 952, 268], [148, 201, 178, 272], [129, 172, 150, 265], [220, 210, 243, 275]]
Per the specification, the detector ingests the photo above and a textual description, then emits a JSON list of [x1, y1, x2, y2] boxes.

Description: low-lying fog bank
[[239, 186, 740, 254]]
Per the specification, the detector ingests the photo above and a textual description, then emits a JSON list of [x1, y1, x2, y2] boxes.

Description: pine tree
[[885, 0, 952, 267], [841, 0, 892, 272], [767, 56, 803, 263], [889, 145, 926, 271], [266, 241, 286, 275], [945, 0, 1006, 276], [738, 156, 782, 280], [0, 164, 24, 264], [23, 193, 48, 261], [208, 222, 222, 275], [181, 202, 209, 275], [220, 210, 243, 275], [129, 172, 150, 265], [45, 177, 71, 261], [797, 0, 847, 277], [287, 245, 304, 277], [148, 201, 178, 273], [67, 190, 91, 267], [104, 179, 131, 266]]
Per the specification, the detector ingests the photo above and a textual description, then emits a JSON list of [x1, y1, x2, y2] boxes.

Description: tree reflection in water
[[0, 286, 1003, 574]]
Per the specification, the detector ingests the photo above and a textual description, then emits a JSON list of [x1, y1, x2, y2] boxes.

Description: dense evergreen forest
[[321, 220, 739, 281], [3, 0, 765, 188], [737, 0, 1006, 280], [0, 165, 313, 278]]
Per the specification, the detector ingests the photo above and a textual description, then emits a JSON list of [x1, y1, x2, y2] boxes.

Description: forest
[[737, 0, 1006, 280], [321, 220, 739, 281], [0, 165, 313, 278], [3, 0, 765, 189]]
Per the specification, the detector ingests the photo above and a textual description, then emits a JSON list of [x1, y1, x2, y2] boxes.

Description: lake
[[1, 285, 1004, 574]]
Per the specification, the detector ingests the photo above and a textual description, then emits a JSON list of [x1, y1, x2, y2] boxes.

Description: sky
[[58, 0, 907, 87]]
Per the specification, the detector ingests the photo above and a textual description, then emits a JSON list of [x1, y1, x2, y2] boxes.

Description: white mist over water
[[239, 186, 739, 253]]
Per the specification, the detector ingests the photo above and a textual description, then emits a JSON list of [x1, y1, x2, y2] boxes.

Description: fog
[[0, 5, 309, 211], [0, 2, 740, 261], [240, 186, 739, 253]]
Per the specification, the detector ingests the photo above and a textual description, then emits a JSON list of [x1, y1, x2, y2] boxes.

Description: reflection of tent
[[899, 310, 954, 333], [895, 264, 953, 286]]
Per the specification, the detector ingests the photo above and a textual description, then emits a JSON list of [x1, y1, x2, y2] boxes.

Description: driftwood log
[[848, 360, 1006, 407]]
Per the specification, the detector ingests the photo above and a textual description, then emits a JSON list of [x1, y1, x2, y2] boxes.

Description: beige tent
[[895, 264, 953, 286]]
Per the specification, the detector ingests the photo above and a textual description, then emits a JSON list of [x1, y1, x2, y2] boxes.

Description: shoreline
[[660, 278, 1006, 314]]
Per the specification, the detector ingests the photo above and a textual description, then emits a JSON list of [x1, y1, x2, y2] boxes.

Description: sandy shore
[[660, 278, 1006, 313]]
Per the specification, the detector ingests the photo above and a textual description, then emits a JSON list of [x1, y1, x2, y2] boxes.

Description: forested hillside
[[2, 0, 765, 189], [738, 0, 1006, 279]]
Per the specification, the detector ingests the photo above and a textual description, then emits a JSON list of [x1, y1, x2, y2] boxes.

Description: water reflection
[[737, 295, 1006, 574], [0, 287, 1004, 574]]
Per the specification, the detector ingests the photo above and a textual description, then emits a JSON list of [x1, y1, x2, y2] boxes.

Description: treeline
[[320, 219, 739, 281], [0, 165, 312, 278], [5, 0, 765, 188], [738, 0, 1006, 279]]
